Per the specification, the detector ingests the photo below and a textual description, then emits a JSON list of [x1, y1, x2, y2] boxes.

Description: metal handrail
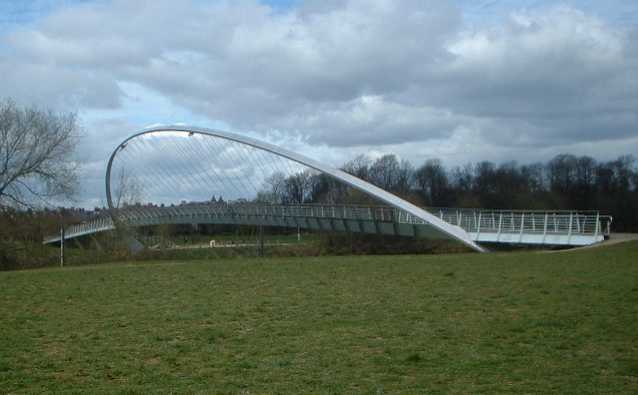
[[44, 202, 612, 244]]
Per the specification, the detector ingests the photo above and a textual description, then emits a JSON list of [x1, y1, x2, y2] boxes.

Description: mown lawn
[[1, 242, 637, 393]]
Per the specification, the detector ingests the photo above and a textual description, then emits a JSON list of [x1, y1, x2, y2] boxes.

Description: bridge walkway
[[44, 203, 611, 248]]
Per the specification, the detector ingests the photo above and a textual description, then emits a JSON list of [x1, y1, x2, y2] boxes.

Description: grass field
[[1, 242, 637, 393]]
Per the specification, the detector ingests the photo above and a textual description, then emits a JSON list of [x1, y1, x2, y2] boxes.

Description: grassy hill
[[1, 242, 637, 393]]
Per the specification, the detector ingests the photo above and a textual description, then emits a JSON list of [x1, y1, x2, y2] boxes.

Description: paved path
[[545, 233, 638, 253], [607, 233, 638, 244]]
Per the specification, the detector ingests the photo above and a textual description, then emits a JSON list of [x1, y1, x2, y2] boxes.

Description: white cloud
[[1, 0, 636, 206]]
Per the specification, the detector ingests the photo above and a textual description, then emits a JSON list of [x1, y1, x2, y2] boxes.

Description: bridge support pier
[[72, 237, 85, 250], [114, 225, 145, 254], [90, 234, 103, 252], [126, 236, 145, 254]]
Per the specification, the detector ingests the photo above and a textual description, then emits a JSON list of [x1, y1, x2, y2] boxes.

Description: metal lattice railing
[[427, 208, 612, 237], [44, 202, 612, 244]]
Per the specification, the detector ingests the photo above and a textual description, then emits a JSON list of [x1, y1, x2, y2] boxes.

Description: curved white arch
[[106, 125, 485, 252]]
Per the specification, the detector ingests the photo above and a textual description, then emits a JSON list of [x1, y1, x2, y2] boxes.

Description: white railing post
[[594, 212, 600, 239], [567, 213, 573, 244], [542, 213, 548, 244], [497, 213, 503, 242], [476, 212, 482, 240], [607, 218, 612, 235], [576, 213, 583, 233], [519, 213, 525, 243]]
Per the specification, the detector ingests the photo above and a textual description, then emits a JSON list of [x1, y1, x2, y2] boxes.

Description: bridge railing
[[42, 215, 115, 244], [422, 208, 612, 237], [44, 203, 612, 244], [113, 203, 399, 224], [113, 204, 611, 236]]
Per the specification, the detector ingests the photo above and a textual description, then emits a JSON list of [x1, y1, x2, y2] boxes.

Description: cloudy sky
[[1, 0, 637, 207]]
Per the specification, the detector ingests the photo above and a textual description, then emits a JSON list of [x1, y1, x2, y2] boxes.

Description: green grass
[[1, 242, 637, 393]]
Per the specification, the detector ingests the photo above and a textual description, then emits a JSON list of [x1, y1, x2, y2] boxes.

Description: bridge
[[44, 126, 612, 250], [44, 203, 610, 247]]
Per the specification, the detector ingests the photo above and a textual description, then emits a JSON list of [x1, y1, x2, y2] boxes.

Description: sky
[[1, 0, 637, 207]]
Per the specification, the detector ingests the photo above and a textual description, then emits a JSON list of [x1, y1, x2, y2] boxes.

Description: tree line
[[1, 99, 637, 234], [259, 153, 638, 232]]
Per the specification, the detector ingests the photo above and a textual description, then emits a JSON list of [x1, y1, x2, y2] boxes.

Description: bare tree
[[369, 154, 401, 191], [342, 154, 371, 181], [395, 159, 414, 197], [0, 100, 80, 207], [415, 159, 448, 206], [113, 167, 144, 208], [258, 171, 287, 204], [284, 169, 314, 204]]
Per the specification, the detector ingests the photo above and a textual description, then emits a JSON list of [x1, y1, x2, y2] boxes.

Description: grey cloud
[[0, 56, 123, 110], [392, 7, 638, 146], [264, 96, 468, 146], [1, 0, 637, 155]]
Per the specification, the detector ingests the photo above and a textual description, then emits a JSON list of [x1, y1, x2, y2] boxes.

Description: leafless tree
[[109, 167, 146, 254], [0, 100, 80, 207], [284, 169, 314, 204], [415, 159, 449, 206], [113, 167, 144, 208], [342, 154, 371, 181], [369, 154, 401, 191], [258, 171, 287, 204]]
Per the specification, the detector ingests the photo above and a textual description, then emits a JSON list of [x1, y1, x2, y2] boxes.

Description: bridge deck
[[433, 208, 609, 246], [43, 204, 611, 247]]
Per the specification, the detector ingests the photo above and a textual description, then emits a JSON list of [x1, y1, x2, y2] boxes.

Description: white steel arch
[[105, 125, 486, 252]]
